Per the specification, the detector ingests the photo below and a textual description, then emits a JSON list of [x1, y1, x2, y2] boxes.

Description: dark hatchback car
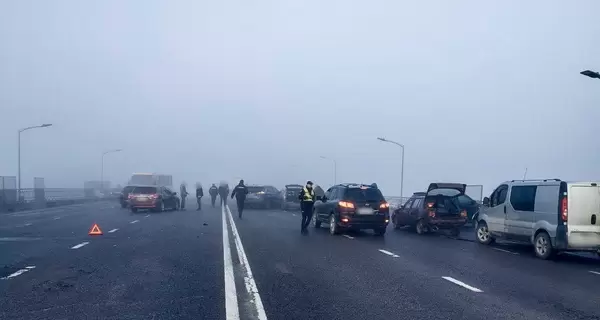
[[282, 184, 303, 211], [128, 186, 180, 213], [313, 183, 390, 236], [392, 183, 468, 236], [245, 185, 282, 209]]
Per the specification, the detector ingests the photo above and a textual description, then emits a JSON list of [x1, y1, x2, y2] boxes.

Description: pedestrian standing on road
[[231, 179, 249, 219], [218, 181, 230, 206], [209, 184, 218, 207], [195, 183, 204, 211], [180, 182, 189, 210], [299, 180, 315, 234]]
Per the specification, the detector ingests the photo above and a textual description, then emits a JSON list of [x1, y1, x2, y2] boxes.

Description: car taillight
[[149, 194, 160, 200], [460, 210, 467, 218], [338, 201, 355, 209], [128, 194, 134, 199], [426, 202, 434, 208], [561, 196, 568, 222], [379, 202, 390, 209], [428, 211, 436, 218]]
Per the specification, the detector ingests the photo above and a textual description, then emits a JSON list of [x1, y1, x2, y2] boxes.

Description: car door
[[395, 198, 414, 225], [505, 185, 537, 243], [485, 184, 509, 236], [315, 188, 331, 220], [409, 197, 423, 224], [161, 187, 174, 208]]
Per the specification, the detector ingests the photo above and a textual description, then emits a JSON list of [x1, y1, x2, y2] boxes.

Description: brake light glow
[[428, 211, 436, 218], [128, 194, 134, 200], [379, 202, 390, 209], [385, 219, 389, 223], [338, 201, 355, 209], [561, 196, 568, 222], [149, 194, 159, 200], [341, 218, 349, 222], [257, 191, 265, 195], [460, 210, 467, 218], [426, 202, 434, 208]]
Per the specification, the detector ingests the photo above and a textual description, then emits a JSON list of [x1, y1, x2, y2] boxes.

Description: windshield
[[122, 186, 135, 193], [131, 187, 158, 195], [345, 188, 384, 202], [455, 194, 476, 207]]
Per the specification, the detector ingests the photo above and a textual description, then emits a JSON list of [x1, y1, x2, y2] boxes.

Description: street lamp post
[[320, 156, 337, 185], [377, 137, 405, 199], [101, 149, 123, 191], [17, 124, 52, 197], [580, 70, 600, 80]]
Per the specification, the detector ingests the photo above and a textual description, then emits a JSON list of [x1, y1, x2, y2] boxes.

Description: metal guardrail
[[0, 188, 118, 213]]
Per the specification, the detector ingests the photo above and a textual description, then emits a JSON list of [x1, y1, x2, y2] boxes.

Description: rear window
[[122, 186, 135, 193], [248, 187, 266, 193], [428, 188, 461, 197], [132, 187, 158, 194], [455, 194, 476, 207], [344, 187, 384, 202]]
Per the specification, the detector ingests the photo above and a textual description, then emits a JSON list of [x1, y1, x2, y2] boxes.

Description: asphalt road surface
[[1, 199, 600, 320]]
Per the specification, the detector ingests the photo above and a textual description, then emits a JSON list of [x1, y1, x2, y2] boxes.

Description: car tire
[[156, 201, 164, 212], [534, 231, 554, 260], [329, 214, 340, 235], [475, 221, 494, 245], [448, 228, 460, 237], [313, 211, 321, 228], [415, 219, 427, 235], [131, 208, 138, 213], [392, 215, 401, 229], [173, 201, 180, 211], [374, 227, 386, 236]]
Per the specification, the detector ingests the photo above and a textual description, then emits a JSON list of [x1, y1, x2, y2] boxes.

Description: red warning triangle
[[88, 224, 103, 235]]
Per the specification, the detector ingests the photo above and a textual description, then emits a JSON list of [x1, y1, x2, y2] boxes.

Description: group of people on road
[[177, 179, 316, 234]]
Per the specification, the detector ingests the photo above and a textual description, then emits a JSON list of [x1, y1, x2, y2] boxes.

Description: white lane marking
[[222, 205, 240, 320], [378, 249, 400, 258], [492, 248, 519, 255], [442, 276, 484, 293], [71, 242, 89, 249], [343, 235, 354, 240], [108, 228, 119, 233], [226, 205, 268, 320], [145, 214, 150, 218], [24, 223, 32, 226], [588, 271, 600, 276], [130, 220, 139, 224], [1, 266, 36, 280], [292, 213, 296, 216], [53, 216, 61, 220]]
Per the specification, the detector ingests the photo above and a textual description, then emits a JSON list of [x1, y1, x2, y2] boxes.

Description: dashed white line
[[222, 205, 240, 320], [442, 276, 483, 293], [226, 205, 268, 320], [130, 220, 139, 224], [71, 242, 89, 249], [1, 266, 36, 280], [343, 235, 354, 240], [492, 248, 519, 255], [108, 228, 119, 233], [53, 216, 61, 220], [24, 223, 32, 226], [145, 214, 150, 218], [378, 249, 400, 258], [588, 271, 600, 276]]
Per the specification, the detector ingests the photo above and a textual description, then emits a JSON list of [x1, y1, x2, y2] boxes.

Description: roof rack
[[510, 179, 561, 182]]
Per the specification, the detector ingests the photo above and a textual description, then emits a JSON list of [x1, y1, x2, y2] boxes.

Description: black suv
[[245, 185, 282, 209], [313, 183, 390, 236]]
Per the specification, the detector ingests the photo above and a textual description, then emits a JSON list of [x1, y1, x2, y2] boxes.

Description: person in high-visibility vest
[[298, 180, 315, 234]]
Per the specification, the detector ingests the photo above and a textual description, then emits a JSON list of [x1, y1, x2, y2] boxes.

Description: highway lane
[[2, 198, 600, 319]]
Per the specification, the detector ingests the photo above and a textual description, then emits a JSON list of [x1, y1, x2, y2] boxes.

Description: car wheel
[[131, 208, 138, 213], [392, 214, 401, 229], [329, 214, 340, 235], [415, 219, 427, 235], [534, 231, 554, 260], [374, 227, 386, 236], [313, 211, 321, 228], [448, 228, 460, 237], [475, 221, 494, 245], [173, 201, 180, 211]]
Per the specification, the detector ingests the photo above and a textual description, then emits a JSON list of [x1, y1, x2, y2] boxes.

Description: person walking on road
[[180, 182, 189, 210], [231, 179, 249, 219], [218, 181, 230, 206], [209, 184, 218, 207], [195, 183, 204, 211], [299, 180, 316, 234]]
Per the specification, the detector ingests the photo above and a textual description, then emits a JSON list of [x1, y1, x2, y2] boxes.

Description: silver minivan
[[475, 179, 600, 259]]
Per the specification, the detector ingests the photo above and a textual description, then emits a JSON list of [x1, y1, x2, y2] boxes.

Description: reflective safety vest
[[302, 187, 315, 202]]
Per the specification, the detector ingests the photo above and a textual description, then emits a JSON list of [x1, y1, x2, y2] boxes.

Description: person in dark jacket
[[298, 180, 316, 234], [209, 184, 218, 207], [231, 179, 249, 219], [218, 182, 229, 206], [195, 183, 204, 211], [180, 182, 189, 210]]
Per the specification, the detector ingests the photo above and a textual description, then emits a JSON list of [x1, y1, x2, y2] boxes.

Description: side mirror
[[482, 197, 490, 207]]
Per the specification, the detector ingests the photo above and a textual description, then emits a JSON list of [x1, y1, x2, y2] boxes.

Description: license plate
[[137, 197, 148, 201], [357, 208, 374, 215]]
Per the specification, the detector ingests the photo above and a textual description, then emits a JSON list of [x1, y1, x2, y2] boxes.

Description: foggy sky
[[1, 0, 599, 198]]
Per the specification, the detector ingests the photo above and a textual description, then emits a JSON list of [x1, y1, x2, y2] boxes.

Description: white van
[[475, 179, 600, 259]]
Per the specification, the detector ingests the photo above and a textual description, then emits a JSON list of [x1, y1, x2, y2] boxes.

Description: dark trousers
[[220, 195, 228, 206], [181, 196, 186, 209], [301, 202, 314, 230], [236, 198, 245, 218], [211, 195, 217, 207], [197, 197, 202, 210]]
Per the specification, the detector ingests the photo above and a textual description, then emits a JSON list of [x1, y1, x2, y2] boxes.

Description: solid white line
[[492, 248, 519, 255], [378, 249, 400, 258], [343, 235, 354, 240], [108, 228, 118, 233], [222, 205, 240, 320], [130, 220, 139, 224], [71, 242, 89, 249], [1, 266, 36, 280], [442, 276, 483, 293], [588, 271, 600, 276], [226, 205, 268, 320]]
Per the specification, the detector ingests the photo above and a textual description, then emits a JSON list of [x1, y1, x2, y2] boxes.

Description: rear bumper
[[339, 215, 389, 230], [130, 200, 159, 208], [427, 218, 467, 229]]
